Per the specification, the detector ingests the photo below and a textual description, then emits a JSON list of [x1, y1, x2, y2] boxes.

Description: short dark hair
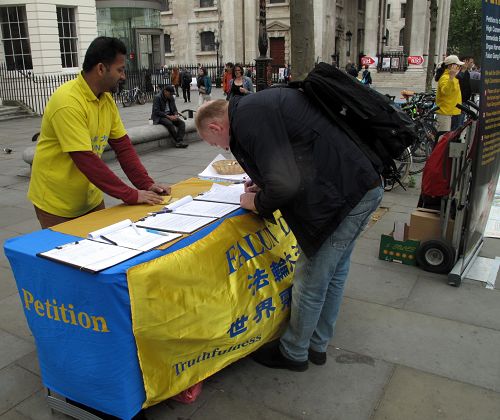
[[82, 37, 127, 72]]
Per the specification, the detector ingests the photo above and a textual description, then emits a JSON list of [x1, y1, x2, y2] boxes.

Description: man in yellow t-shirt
[[28, 37, 170, 228]]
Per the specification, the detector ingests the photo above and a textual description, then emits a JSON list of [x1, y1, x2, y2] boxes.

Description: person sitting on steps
[[151, 85, 188, 148]]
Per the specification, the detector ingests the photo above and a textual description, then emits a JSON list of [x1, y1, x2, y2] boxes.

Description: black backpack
[[289, 62, 417, 184]]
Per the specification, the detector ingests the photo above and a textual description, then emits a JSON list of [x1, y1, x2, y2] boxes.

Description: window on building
[[164, 34, 171, 53], [399, 27, 404, 46], [386, 4, 390, 19], [385, 29, 389, 46], [57, 7, 78, 68], [0, 6, 32, 70], [269, 0, 286, 3], [200, 31, 215, 51], [165, 0, 170, 11], [401, 3, 406, 19], [358, 0, 366, 10], [200, 0, 214, 7]]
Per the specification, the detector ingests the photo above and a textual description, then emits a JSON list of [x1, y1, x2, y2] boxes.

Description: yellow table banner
[[127, 211, 298, 407]]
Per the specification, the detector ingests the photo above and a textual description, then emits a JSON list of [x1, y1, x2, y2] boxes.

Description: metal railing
[[0, 62, 288, 115], [376, 51, 408, 73]]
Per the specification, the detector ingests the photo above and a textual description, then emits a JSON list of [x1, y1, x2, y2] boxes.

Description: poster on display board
[[460, 0, 500, 273]]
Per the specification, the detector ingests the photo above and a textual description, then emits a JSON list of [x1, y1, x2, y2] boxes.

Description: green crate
[[379, 234, 420, 266]]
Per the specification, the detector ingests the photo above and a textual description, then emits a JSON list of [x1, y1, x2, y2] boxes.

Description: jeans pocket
[[330, 187, 382, 250]]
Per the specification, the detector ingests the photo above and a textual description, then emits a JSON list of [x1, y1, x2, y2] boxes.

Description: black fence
[[376, 51, 408, 73], [0, 62, 287, 115]]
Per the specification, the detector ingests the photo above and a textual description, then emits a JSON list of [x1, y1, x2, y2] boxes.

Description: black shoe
[[252, 342, 308, 371], [308, 348, 327, 365], [174, 142, 188, 148]]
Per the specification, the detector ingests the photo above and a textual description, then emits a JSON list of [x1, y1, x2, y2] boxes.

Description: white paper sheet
[[198, 154, 249, 183], [194, 183, 245, 205], [38, 239, 142, 273], [136, 213, 217, 234], [88, 219, 181, 251]]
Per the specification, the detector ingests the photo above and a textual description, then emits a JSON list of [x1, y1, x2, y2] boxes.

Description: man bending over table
[[28, 37, 170, 228]]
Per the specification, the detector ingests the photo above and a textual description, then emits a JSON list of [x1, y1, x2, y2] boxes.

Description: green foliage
[[447, 0, 482, 61]]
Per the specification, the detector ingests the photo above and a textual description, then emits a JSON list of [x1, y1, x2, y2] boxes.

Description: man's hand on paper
[[244, 180, 260, 193], [240, 192, 257, 212], [149, 183, 171, 195], [137, 190, 165, 205]]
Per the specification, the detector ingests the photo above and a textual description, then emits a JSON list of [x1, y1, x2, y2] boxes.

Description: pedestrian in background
[[283, 63, 291, 83], [197, 67, 212, 106], [360, 65, 372, 86], [228, 63, 254, 100], [171, 66, 180, 97], [455, 56, 474, 126], [435, 55, 463, 133], [151, 85, 187, 148], [346, 61, 358, 78], [195, 92, 382, 372], [180, 67, 192, 103], [223, 62, 234, 100]]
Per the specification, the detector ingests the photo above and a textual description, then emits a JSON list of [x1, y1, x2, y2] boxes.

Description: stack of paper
[[38, 219, 182, 273], [38, 240, 143, 273], [88, 219, 182, 252], [137, 195, 240, 234], [195, 183, 245, 205]]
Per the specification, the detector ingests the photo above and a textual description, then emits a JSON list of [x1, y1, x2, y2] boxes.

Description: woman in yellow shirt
[[435, 55, 464, 133]]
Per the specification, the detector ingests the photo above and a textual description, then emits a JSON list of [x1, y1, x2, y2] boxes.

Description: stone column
[[407, 0, 428, 71], [364, 0, 380, 61], [435, 0, 451, 63]]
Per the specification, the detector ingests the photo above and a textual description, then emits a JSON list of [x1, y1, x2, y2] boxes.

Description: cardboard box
[[408, 208, 454, 243], [379, 223, 420, 266]]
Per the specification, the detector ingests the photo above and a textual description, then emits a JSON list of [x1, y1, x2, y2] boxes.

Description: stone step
[[0, 112, 36, 121], [0, 105, 35, 120]]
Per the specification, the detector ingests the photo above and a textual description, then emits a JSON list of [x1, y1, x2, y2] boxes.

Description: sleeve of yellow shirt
[[50, 106, 93, 153]]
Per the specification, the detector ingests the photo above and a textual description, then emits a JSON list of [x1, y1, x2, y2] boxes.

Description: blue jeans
[[280, 186, 384, 362]]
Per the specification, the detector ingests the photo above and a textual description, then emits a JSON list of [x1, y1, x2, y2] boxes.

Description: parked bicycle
[[119, 86, 147, 107]]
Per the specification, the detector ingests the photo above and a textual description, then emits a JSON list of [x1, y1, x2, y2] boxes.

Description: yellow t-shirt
[[28, 72, 127, 218], [436, 69, 462, 116]]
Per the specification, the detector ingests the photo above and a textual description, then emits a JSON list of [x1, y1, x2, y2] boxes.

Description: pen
[[147, 209, 173, 216], [100, 235, 118, 246]]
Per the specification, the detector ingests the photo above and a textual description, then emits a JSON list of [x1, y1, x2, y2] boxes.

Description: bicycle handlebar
[[456, 103, 478, 120]]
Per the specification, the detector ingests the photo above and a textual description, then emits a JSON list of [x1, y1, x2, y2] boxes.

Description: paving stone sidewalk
[[0, 87, 499, 420]]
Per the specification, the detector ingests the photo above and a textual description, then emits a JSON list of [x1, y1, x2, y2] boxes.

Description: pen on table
[[147, 208, 173, 216], [100, 235, 118, 246]]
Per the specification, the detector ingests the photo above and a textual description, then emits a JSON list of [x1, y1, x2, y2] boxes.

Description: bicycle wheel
[[121, 91, 133, 107], [384, 147, 412, 191], [136, 90, 147, 105], [409, 141, 430, 175]]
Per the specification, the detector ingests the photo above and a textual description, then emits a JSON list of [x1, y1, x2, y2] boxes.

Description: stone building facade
[[0, 0, 97, 74], [0, 0, 451, 91], [159, 0, 451, 90]]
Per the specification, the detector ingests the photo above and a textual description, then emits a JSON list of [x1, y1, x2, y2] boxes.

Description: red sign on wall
[[408, 56, 424, 65], [361, 56, 376, 66]]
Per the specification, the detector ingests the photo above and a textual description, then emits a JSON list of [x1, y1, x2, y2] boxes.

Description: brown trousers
[[34, 201, 105, 229]]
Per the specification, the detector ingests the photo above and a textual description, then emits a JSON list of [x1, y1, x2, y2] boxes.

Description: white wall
[[0, 0, 97, 74]]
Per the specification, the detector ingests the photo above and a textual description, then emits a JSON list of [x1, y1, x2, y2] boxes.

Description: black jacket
[[151, 92, 178, 124], [229, 88, 379, 257], [457, 70, 471, 102]]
